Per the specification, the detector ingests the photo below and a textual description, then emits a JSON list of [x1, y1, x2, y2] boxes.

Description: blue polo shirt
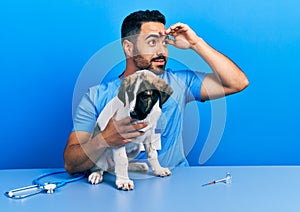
[[73, 68, 206, 168]]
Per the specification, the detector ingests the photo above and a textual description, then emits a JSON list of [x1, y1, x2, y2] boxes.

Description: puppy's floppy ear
[[118, 79, 127, 106], [118, 74, 138, 106], [152, 78, 173, 108]]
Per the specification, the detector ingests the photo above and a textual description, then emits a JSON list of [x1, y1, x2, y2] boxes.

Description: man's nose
[[156, 42, 167, 55]]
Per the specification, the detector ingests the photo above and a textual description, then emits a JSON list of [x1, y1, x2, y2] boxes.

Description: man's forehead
[[140, 22, 166, 34]]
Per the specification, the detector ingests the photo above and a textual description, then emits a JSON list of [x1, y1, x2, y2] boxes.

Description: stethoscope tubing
[[4, 169, 86, 199]]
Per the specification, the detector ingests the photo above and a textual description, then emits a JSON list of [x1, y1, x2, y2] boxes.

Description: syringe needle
[[202, 172, 232, 187], [202, 181, 216, 187]]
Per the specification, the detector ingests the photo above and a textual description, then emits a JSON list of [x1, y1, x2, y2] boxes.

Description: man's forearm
[[64, 132, 107, 174], [64, 144, 95, 174], [191, 37, 248, 91]]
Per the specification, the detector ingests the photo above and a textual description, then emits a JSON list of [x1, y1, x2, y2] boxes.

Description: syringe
[[202, 172, 232, 187]]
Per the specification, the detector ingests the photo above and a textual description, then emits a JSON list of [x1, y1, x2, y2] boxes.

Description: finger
[[121, 132, 144, 142], [170, 23, 181, 31], [171, 26, 188, 34], [121, 122, 148, 133], [175, 26, 189, 33], [166, 23, 183, 33], [132, 122, 148, 130], [159, 30, 167, 36], [173, 22, 187, 30], [116, 116, 132, 125], [166, 23, 189, 35], [122, 138, 133, 144], [119, 116, 146, 126], [165, 28, 180, 37]]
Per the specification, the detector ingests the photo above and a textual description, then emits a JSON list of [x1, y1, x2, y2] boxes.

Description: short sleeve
[[72, 86, 100, 133], [169, 70, 206, 102], [186, 71, 207, 102]]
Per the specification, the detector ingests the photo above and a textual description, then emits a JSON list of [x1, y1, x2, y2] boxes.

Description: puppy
[[88, 70, 173, 190]]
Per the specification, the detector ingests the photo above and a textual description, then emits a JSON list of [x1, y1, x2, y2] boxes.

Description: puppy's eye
[[141, 94, 151, 99], [140, 90, 153, 100]]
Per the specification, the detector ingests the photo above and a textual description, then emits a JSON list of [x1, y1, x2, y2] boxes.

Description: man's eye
[[148, 40, 156, 46], [163, 36, 170, 45]]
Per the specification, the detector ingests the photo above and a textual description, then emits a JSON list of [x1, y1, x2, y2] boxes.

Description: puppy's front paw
[[88, 171, 103, 184], [116, 179, 134, 190], [153, 167, 171, 177]]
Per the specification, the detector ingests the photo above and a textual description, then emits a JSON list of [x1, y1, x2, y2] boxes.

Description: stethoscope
[[4, 169, 86, 199]]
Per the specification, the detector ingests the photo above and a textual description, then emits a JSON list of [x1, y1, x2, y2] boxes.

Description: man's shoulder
[[85, 77, 121, 102], [163, 68, 206, 80], [162, 68, 195, 81], [88, 77, 120, 92], [163, 68, 193, 76]]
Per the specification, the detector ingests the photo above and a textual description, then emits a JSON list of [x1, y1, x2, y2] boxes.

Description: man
[[64, 10, 248, 174]]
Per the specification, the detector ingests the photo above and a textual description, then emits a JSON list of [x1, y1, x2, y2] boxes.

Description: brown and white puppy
[[89, 70, 173, 190]]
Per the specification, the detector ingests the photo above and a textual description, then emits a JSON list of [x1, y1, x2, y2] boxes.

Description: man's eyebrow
[[145, 34, 159, 40], [145, 34, 168, 40]]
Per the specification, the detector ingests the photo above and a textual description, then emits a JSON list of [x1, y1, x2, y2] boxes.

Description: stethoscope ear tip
[[4, 191, 14, 198]]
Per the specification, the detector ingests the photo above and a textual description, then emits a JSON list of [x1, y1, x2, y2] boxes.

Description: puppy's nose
[[130, 111, 139, 120]]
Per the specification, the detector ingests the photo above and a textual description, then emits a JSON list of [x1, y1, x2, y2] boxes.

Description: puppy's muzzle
[[130, 110, 139, 120]]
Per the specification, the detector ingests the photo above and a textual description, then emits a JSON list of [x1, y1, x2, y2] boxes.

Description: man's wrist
[[190, 37, 204, 51], [93, 133, 110, 150]]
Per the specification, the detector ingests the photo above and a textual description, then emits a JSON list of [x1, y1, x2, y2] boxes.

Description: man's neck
[[121, 60, 138, 79]]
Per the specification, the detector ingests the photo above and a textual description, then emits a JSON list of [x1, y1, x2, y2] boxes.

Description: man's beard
[[133, 54, 166, 75]]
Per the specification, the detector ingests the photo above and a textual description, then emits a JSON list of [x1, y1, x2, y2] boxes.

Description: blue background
[[1, 0, 299, 169]]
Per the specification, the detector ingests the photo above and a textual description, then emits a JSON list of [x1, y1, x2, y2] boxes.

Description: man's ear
[[122, 39, 134, 58]]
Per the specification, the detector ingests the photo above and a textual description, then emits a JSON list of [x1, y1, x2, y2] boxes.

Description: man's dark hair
[[121, 10, 166, 41]]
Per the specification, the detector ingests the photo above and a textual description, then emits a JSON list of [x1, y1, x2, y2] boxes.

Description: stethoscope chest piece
[[43, 183, 57, 194], [4, 170, 85, 199]]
